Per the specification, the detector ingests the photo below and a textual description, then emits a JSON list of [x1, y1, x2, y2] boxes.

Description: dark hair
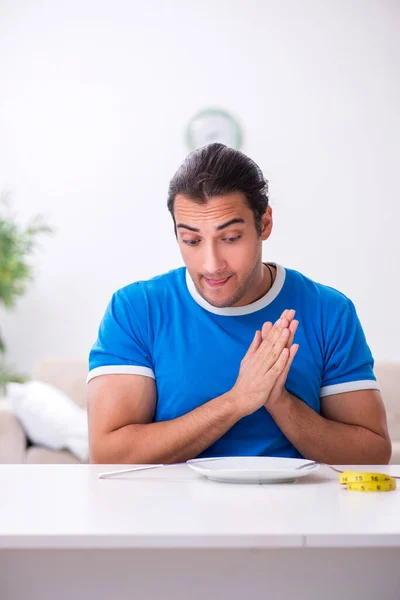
[[167, 143, 269, 236]]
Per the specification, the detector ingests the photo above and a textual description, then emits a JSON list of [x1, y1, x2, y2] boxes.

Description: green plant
[[0, 192, 53, 392]]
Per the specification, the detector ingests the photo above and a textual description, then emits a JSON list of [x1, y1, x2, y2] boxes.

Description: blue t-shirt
[[88, 264, 379, 459]]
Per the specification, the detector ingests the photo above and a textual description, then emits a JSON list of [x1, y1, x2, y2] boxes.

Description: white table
[[1, 463, 400, 600]]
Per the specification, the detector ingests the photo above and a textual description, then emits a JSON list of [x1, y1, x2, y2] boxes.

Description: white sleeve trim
[[320, 380, 380, 398], [86, 365, 155, 384]]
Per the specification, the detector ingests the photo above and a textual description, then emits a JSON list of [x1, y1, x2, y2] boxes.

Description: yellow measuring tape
[[339, 471, 397, 492]]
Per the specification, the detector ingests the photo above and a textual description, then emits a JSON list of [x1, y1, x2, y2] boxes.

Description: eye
[[183, 239, 200, 246], [223, 235, 241, 244]]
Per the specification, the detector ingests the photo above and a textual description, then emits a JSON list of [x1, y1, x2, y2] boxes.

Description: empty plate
[[186, 456, 320, 484]]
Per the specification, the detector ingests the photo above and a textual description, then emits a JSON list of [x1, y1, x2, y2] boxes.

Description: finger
[[286, 309, 296, 325], [246, 330, 262, 357], [279, 309, 289, 321], [289, 343, 299, 362], [268, 347, 290, 383], [264, 327, 290, 371], [280, 309, 295, 324], [261, 321, 273, 339], [259, 319, 281, 353], [282, 343, 299, 378], [271, 343, 299, 392], [268, 317, 289, 346], [286, 320, 299, 349], [261, 311, 295, 354]]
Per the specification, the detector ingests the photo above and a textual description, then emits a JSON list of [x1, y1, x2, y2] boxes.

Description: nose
[[203, 241, 227, 276]]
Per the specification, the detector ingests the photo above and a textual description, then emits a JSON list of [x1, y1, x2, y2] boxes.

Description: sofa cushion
[[25, 446, 82, 464], [7, 380, 88, 462], [32, 358, 88, 409], [0, 402, 27, 463], [374, 363, 400, 443]]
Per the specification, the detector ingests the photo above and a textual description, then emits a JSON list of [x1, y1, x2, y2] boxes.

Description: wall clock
[[186, 108, 242, 151]]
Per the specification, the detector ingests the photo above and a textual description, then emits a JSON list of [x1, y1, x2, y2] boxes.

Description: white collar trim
[[185, 263, 286, 316]]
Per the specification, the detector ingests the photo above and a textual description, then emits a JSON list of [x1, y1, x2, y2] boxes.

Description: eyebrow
[[176, 218, 245, 233]]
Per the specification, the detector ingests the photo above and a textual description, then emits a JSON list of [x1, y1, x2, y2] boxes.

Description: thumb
[[247, 330, 262, 356]]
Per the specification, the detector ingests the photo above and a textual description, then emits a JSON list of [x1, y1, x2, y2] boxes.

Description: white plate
[[186, 456, 320, 484]]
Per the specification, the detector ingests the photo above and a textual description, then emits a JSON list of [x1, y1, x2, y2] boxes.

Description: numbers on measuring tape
[[339, 471, 397, 492]]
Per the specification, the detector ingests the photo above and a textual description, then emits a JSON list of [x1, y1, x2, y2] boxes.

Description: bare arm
[[87, 374, 241, 464], [266, 389, 392, 464], [262, 311, 391, 464], [88, 314, 293, 464]]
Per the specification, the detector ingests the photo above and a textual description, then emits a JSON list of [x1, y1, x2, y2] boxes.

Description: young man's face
[[174, 192, 272, 308]]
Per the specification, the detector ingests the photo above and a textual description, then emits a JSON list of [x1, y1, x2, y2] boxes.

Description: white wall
[[0, 0, 399, 374]]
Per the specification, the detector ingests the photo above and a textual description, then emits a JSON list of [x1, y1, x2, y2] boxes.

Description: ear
[[260, 205, 273, 241]]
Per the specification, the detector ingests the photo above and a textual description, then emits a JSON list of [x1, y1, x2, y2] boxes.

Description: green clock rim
[[185, 108, 243, 151]]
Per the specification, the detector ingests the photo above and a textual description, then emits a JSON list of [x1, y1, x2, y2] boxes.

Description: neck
[[248, 262, 274, 305]]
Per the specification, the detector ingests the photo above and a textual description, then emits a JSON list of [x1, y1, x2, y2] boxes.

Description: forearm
[[267, 392, 391, 464], [91, 391, 241, 464]]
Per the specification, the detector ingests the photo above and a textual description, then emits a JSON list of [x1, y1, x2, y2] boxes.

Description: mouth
[[203, 275, 232, 288]]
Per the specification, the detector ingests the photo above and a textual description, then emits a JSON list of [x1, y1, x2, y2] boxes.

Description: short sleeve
[[87, 285, 154, 384], [320, 298, 379, 397]]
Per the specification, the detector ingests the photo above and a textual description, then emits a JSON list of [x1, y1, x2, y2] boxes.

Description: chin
[[200, 285, 243, 308], [204, 295, 236, 308], [192, 274, 246, 308]]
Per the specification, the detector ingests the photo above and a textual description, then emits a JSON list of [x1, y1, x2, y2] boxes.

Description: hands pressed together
[[232, 309, 299, 418]]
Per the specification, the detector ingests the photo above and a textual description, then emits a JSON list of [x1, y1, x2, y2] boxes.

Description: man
[[87, 143, 391, 465]]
